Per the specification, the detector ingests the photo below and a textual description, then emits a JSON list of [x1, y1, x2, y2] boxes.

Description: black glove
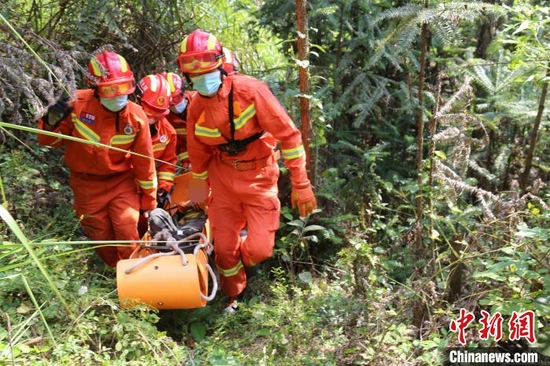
[[45, 96, 72, 126], [156, 189, 169, 209]]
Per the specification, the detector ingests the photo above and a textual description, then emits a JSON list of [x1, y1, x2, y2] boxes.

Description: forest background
[[0, 0, 549, 365]]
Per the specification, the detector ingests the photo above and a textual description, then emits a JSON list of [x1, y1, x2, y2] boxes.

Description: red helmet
[[163, 72, 185, 106], [222, 48, 239, 75], [88, 51, 135, 98], [177, 29, 224, 75], [137, 74, 171, 116]]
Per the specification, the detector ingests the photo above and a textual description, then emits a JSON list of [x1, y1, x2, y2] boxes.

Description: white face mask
[[191, 70, 222, 97], [100, 95, 128, 112], [148, 117, 157, 125], [170, 98, 188, 114]]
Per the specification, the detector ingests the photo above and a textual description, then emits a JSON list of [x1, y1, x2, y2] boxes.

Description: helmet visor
[[177, 52, 222, 74], [97, 80, 134, 98], [142, 103, 169, 117]]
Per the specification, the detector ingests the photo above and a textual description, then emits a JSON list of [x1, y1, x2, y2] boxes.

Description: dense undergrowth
[[1, 0, 550, 364], [1, 145, 549, 365]]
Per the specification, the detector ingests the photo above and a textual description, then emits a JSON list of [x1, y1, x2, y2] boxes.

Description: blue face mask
[[170, 98, 188, 114], [191, 70, 222, 97], [100, 95, 129, 112]]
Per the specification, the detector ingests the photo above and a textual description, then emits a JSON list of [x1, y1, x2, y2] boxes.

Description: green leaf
[[298, 271, 313, 283], [513, 20, 530, 35], [287, 220, 305, 228], [303, 235, 319, 243], [256, 328, 270, 337], [190, 322, 206, 342], [302, 225, 326, 233], [434, 150, 447, 160]]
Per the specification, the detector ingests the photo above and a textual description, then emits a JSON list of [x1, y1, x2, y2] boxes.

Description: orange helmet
[[163, 72, 185, 106], [177, 29, 224, 75], [222, 48, 239, 75], [137, 74, 171, 116], [88, 51, 135, 98]]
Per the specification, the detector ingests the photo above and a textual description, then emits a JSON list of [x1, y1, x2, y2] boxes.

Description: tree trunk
[[415, 21, 428, 249], [332, 2, 345, 103], [412, 5, 429, 337], [520, 64, 549, 191], [295, 0, 313, 179]]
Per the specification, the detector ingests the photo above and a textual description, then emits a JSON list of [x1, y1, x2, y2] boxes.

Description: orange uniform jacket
[[187, 74, 309, 186], [151, 117, 178, 192], [165, 91, 196, 164], [38, 89, 157, 209]]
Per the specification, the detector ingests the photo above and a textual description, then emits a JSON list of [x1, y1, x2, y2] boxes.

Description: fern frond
[[434, 127, 461, 142], [471, 64, 496, 93], [468, 159, 498, 185], [438, 76, 473, 115], [493, 145, 512, 177], [311, 5, 339, 17], [375, 4, 420, 24]]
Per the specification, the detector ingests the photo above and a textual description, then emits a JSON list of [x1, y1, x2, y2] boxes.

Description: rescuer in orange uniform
[[163, 72, 195, 169], [177, 29, 317, 312], [136, 74, 178, 208], [221, 47, 239, 75], [38, 50, 157, 267]]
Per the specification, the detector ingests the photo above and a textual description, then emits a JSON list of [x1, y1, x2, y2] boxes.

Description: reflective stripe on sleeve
[[282, 145, 305, 160], [137, 179, 157, 189], [158, 171, 175, 181], [192, 171, 208, 180]]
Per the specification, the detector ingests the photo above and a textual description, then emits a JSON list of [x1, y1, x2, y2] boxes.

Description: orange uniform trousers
[[70, 170, 140, 267], [208, 154, 280, 297]]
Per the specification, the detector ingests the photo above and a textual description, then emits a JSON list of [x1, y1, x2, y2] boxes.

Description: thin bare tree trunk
[[412, 8, 429, 336], [520, 64, 549, 191], [415, 21, 428, 249], [332, 2, 345, 103], [295, 0, 313, 179]]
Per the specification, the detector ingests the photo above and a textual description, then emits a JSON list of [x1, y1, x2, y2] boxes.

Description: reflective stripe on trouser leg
[[209, 193, 247, 297], [208, 158, 280, 297]]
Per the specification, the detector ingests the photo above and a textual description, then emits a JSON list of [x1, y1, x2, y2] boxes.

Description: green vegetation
[[1, 0, 549, 365]]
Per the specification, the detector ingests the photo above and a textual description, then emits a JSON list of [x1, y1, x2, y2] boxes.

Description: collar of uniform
[[217, 75, 234, 99]]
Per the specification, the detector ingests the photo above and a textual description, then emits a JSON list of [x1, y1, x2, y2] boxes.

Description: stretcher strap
[[124, 250, 182, 274]]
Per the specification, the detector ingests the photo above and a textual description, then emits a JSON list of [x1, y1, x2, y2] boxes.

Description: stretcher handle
[[186, 233, 217, 301], [201, 263, 218, 301]]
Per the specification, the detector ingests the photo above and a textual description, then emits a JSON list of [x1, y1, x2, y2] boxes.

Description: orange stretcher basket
[[116, 172, 216, 310]]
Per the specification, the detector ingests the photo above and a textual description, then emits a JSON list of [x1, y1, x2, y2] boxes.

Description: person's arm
[[38, 97, 74, 147], [254, 82, 317, 217], [157, 121, 178, 192], [129, 108, 158, 211]]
